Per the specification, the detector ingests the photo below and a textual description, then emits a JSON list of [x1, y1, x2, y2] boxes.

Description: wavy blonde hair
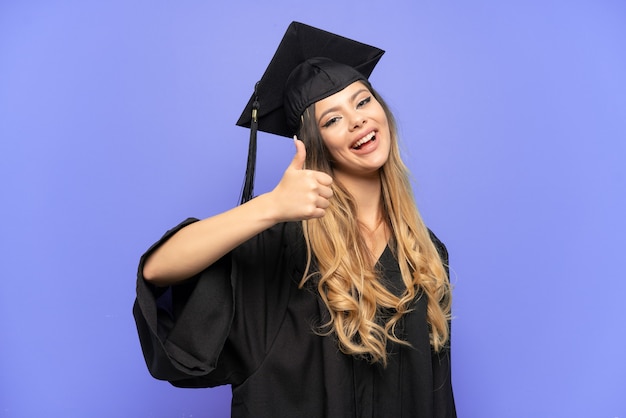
[[297, 82, 452, 366]]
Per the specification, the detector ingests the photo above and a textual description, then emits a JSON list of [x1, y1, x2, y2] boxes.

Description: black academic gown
[[133, 219, 456, 418]]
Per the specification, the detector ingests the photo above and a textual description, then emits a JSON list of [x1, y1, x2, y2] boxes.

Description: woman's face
[[314, 81, 391, 180]]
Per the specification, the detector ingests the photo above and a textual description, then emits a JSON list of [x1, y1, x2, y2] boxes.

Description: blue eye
[[357, 96, 371, 108]]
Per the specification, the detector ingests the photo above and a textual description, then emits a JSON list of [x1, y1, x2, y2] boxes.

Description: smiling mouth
[[352, 131, 376, 150]]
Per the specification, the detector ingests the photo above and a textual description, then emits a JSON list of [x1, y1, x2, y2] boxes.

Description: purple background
[[1, 1, 625, 417]]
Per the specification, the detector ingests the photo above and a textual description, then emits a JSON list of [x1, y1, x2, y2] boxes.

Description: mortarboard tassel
[[240, 83, 259, 204]]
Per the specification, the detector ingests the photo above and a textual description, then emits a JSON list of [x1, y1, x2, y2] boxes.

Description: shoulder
[[256, 221, 305, 248], [427, 228, 449, 265], [233, 221, 306, 263]]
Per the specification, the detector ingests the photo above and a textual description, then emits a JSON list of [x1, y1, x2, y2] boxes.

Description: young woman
[[134, 22, 455, 417]]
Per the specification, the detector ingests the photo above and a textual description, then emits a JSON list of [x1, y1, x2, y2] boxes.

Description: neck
[[335, 170, 383, 227], [336, 169, 389, 262]]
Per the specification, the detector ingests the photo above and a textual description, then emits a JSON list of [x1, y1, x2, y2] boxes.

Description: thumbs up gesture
[[269, 137, 334, 221]]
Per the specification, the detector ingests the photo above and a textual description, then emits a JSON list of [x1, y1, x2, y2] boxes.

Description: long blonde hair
[[297, 83, 452, 366]]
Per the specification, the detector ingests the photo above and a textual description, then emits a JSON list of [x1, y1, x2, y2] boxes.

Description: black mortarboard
[[235, 21, 385, 203]]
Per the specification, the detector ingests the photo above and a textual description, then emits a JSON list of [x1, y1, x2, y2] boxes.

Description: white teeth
[[353, 131, 376, 148]]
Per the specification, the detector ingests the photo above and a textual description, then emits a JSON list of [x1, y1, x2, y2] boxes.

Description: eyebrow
[[317, 88, 370, 125]]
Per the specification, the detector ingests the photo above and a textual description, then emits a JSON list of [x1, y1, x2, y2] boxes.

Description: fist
[[271, 137, 333, 221]]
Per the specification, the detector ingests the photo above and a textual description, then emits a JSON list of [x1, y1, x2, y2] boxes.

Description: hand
[[269, 137, 333, 221]]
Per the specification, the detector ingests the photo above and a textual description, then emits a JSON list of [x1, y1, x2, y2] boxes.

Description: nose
[[348, 111, 366, 131]]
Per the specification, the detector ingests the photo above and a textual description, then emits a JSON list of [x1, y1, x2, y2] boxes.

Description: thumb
[[289, 136, 307, 170]]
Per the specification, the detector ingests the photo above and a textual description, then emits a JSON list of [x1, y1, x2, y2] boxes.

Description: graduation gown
[[133, 219, 456, 418]]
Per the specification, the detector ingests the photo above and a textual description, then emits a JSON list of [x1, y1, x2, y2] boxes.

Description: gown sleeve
[[132, 218, 301, 388], [429, 229, 457, 417]]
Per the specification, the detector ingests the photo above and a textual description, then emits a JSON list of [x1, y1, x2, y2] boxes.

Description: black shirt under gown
[[133, 218, 456, 418]]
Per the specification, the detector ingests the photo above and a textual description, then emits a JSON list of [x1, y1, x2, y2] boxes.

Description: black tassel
[[240, 83, 259, 204]]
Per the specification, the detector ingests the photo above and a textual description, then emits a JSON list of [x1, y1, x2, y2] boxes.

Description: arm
[[143, 139, 333, 286], [133, 221, 305, 386], [428, 230, 456, 417]]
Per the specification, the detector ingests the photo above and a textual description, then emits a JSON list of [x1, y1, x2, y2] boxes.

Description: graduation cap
[[236, 21, 385, 204]]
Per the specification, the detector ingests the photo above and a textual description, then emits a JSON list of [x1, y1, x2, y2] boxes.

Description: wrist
[[249, 192, 282, 225]]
